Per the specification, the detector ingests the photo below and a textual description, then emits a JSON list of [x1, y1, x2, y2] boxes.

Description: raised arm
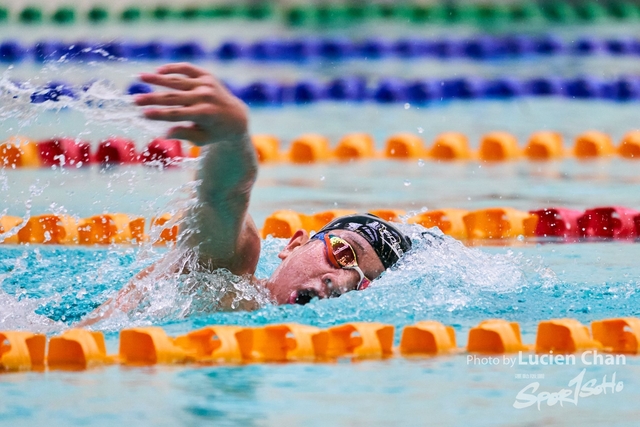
[[136, 63, 261, 275], [77, 63, 261, 327]]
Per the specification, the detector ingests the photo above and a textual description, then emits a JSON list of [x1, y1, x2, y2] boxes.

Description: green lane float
[[0, 1, 638, 26]]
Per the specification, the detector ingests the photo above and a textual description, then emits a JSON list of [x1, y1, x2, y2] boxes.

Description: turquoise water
[[2, 19, 640, 427], [1, 241, 640, 426]]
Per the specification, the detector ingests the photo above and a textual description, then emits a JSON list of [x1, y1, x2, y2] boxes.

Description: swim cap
[[316, 213, 412, 270]]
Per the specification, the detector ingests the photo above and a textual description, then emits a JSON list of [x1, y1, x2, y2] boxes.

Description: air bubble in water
[[417, 159, 425, 167], [404, 180, 411, 187]]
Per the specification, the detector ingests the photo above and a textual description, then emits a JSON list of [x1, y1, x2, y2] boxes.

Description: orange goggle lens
[[325, 234, 357, 268]]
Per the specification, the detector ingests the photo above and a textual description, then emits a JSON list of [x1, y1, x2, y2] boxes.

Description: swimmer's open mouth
[[288, 289, 318, 305]]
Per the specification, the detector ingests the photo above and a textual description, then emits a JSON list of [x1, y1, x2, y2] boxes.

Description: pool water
[[1, 241, 640, 426], [1, 18, 640, 427]]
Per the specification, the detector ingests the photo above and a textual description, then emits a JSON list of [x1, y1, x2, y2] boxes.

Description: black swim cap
[[316, 213, 412, 270]]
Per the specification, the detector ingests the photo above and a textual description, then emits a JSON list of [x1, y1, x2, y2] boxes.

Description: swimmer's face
[[265, 229, 385, 305]]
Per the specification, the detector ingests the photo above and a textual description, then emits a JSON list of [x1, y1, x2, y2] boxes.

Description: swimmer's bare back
[[78, 63, 262, 326]]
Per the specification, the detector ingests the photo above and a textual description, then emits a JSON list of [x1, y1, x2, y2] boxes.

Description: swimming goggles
[[311, 232, 372, 291]]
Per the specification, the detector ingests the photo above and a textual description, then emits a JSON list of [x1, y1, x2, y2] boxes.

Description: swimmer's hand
[[135, 62, 260, 277], [134, 62, 248, 146]]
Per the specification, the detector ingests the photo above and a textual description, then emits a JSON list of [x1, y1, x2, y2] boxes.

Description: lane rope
[[0, 318, 636, 372]]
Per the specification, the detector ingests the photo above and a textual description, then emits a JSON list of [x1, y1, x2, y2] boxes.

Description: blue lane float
[[19, 75, 640, 104], [4, 35, 640, 63]]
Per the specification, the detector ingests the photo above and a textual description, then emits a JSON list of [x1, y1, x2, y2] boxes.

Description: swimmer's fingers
[[156, 62, 212, 79], [167, 124, 207, 144], [138, 73, 205, 91], [135, 86, 216, 107], [143, 104, 215, 122]]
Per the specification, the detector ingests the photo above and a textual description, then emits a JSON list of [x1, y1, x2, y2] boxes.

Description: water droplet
[[403, 180, 411, 187], [417, 127, 424, 134], [517, 235, 524, 241], [404, 103, 410, 109], [320, 176, 325, 181], [417, 159, 425, 167]]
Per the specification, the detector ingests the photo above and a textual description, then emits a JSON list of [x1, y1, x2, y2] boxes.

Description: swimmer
[[80, 63, 411, 324]]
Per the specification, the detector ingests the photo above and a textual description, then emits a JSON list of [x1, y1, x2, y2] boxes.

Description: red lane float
[[95, 137, 138, 164], [578, 206, 639, 239], [38, 138, 91, 167], [140, 138, 183, 166], [528, 208, 583, 238]]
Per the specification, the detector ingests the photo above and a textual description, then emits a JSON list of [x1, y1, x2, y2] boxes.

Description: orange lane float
[[334, 133, 376, 161], [174, 326, 253, 363], [478, 132, 520, 161], [0, 136, 41, 168], [252, 134, 281, 162], [151, 213, 179, 244], [524, 131, 565, 160], [3, 318, 640, 372], [326, 322, 394, 359], [0, 216, 23, 244], [78, 214, 146, 244], [400, 321, 457, 355], [17, 214, 78, 244], [47, 329, 112, 369], [591, 318, 640, 354], [368, 209, 405, 222], [261, 210, 304, 239], [409, 209, 468, 240], [467, 319, 529, 353], [261, 209, 357, 239], [427, 132, 472, 161], [288, 134, 332, 163], [535, 319, 601, 353], [251, 324, 329, 362], [119, 327, 191, 365], [573, 131, 615, 159], [618, 131, 640, 159], [0, 331, 46, 371], [384, 133, 425, 159], [462, 208, 537, 240]]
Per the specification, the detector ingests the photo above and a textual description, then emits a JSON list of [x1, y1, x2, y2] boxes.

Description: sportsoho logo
[[513, 368, 624, 410], [511, 351, 625, 410], [468, 351, 626, 410]]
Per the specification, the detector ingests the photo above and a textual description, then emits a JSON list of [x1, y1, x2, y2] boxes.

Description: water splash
[[0, 61, 172, 140]]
